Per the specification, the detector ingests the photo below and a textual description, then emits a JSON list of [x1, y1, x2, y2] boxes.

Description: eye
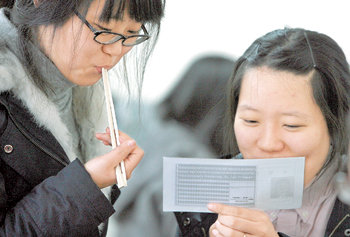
[[284, 124, 303, 129], [243, 119, 258, 125], [128, 29, 140, 34]]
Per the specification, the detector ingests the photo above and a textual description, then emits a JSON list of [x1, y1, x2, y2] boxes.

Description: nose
[[256, 124, 284, 153], [102, 40, 123, 56]]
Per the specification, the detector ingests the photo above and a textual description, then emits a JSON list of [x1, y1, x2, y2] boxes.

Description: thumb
[[105, 140, 136, 165]]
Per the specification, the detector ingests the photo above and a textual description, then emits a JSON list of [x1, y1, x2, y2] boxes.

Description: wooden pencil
[[102, 68, 127, 188]]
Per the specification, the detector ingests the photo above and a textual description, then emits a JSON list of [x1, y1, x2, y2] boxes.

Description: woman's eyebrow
[[281, 111, 310, 119], [94, 23, 141, 34], [94, 23, 111, 31], [237, 104, 259, 112]]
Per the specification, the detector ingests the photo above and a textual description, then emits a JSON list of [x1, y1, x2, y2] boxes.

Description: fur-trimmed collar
[[0, 8, 110, 163]]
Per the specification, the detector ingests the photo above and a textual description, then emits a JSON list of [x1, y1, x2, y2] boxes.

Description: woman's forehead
[[239, 67, 318, 112], [85, 0, 160, 23]]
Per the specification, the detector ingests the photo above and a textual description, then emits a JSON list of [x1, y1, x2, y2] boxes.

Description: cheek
[[284, 127, 330, 158], [284, 130, 330, 185], [119, 47, 133, 60], [234, 120, 256, 153]]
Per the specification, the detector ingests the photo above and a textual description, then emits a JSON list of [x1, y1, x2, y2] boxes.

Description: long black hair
[[224, 28, 350, 166], [2, 0, 165, 94]]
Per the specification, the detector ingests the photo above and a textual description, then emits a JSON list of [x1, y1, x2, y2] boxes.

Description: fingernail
[[127, 140, 136, 146], [207, 203, 215, 210]]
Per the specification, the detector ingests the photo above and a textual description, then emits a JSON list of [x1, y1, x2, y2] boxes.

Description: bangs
[[99, 0, 165, 23]]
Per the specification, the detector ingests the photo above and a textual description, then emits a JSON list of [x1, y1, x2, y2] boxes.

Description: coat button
[[345, 229, 350, 236], [4, 145, 13, 154], [183, 217, 191, 227]]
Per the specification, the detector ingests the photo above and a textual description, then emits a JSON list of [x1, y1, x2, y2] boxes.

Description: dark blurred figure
[[107, 55, 235, 237], [160, 55, 235, 155], [0, 1, 14, 8]]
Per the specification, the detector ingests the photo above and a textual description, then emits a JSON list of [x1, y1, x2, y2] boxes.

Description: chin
[[73, 76, 101, 86]]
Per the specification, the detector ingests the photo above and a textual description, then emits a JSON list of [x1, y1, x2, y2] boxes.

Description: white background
[[141, 0, 350, 103]]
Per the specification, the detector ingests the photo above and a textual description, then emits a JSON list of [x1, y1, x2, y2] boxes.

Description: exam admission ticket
[[163, 157, 305, 213]]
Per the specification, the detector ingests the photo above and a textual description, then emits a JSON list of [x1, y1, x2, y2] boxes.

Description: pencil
[[102, 68, 127, 188]]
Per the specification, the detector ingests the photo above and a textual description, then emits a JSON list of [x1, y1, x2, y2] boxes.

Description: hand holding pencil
[[102, 68, 127, 188], [84, 68, 144, 189], [92, 130, 144, 188]]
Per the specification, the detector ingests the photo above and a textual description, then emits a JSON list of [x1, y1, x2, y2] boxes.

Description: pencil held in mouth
[[102, 68, 127, 188]]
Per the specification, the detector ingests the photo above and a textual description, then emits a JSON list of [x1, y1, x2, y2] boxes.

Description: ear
[[33, 0, 39, 7]]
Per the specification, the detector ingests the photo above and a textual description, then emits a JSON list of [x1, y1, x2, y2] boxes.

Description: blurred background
[[108, 1, 350, 236], [142, 0, 350, 104]]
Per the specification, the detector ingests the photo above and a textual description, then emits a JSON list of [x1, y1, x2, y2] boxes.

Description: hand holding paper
[[208, 203, 280, 237], [163, 157, 305, 213]]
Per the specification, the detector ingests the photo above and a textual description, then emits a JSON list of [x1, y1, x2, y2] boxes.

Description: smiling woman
[[235, 67, 330, 187], [175, 28, 350, 237], [0, 0, 164, 236]]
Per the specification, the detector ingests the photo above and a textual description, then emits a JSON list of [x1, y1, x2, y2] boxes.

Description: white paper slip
[[163, 156, 305, 213]]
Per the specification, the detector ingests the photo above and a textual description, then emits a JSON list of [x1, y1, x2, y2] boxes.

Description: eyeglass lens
[[95, 33, 147, 46]]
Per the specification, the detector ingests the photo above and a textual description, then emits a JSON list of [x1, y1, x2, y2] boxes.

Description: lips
[[96, 66, 112, 74]]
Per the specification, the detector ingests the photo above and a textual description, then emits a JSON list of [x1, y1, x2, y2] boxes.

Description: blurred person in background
[[159, 55, 235, 156], [108, 55, 235, 237]]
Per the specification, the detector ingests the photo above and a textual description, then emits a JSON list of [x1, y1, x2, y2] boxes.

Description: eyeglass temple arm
[[141, 25, 149, 36], [73, 9, 97, 33]]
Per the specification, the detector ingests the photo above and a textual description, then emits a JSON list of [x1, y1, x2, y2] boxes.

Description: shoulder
[[326, 198, 350, 236]]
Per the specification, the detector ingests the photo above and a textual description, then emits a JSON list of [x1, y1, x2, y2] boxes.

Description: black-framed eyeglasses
[[74, 10, 150, 46]]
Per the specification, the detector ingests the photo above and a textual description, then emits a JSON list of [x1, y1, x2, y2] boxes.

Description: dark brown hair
[[224, 28, 350, 165], [3, 0, 165, 94]]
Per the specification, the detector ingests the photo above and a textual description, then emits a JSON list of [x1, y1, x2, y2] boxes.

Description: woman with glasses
[[0, 0, 164, 236], [175, 28, 350, 237]]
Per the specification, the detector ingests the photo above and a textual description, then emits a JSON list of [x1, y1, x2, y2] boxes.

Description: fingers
[[208, 203, 278, 237], [95, 128, 124, 146], [95, 132, 111, 145], [105, 130, 144, 179], [106, 139, 136, 166], [84, 139, 137, 188], [207, 203, 266, 222], [118, 130, 132, 143], [217, 215, 255, 236], [210, 221, 243, 237], [123, 145, 144, 179], [96, 129, 144, 179]]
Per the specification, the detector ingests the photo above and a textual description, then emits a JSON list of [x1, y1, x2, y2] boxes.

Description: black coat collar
[[326, 198, 350, 236], [0, 92, 70, 165]]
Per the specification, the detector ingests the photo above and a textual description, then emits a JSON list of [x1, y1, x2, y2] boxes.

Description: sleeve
[[174, 212, 217, 237], [0, 159, 116, 237]]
